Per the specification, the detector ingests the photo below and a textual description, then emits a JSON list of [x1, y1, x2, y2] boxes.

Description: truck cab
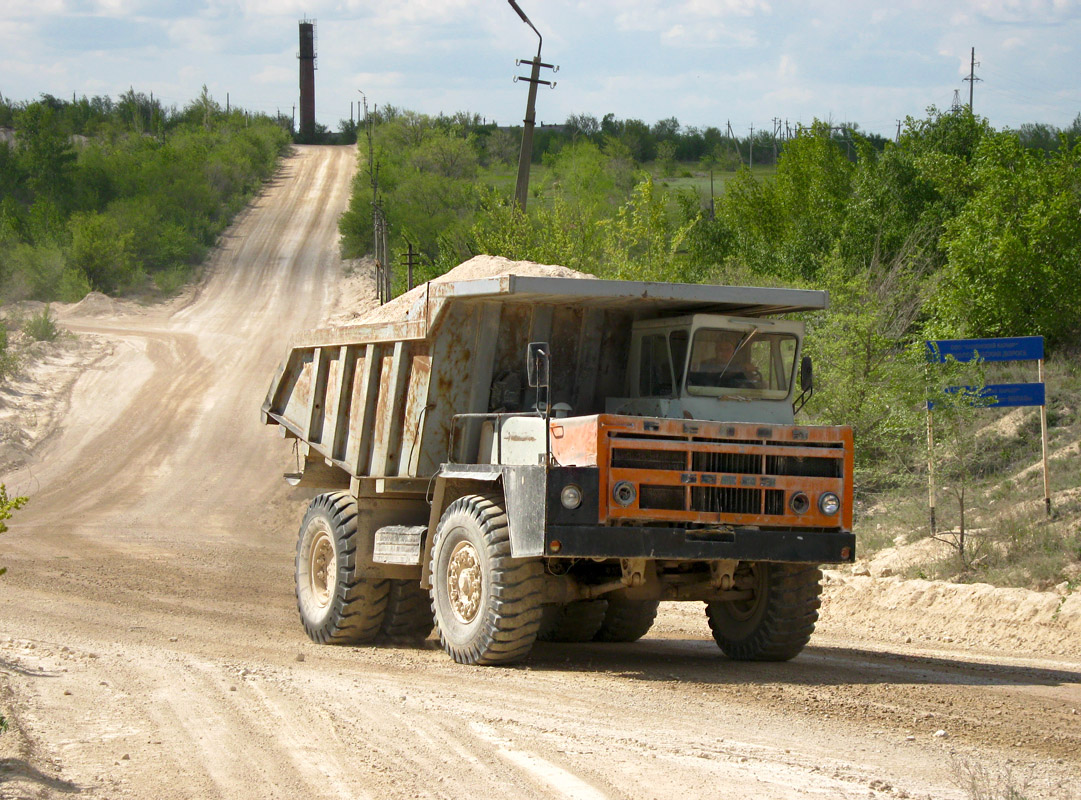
[[614, 314, 805, 424]]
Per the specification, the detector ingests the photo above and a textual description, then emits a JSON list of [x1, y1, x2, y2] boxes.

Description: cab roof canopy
[[443, 275, 828, 316], [292, 275, 827, 348]]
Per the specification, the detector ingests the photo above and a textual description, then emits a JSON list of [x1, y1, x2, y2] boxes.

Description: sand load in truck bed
[[354, 255, 595, 327]]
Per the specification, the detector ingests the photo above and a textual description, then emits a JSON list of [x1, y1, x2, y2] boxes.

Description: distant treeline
[[335, 104, 1081, 167], [0, 89, 290, 301]]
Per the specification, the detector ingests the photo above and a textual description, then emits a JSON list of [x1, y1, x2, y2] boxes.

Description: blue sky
[[2, 0, 1079, 138]]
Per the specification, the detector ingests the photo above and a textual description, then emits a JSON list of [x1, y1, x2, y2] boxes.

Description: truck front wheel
[[429, 493, 543, 665], [705, 562, 822, 661], [295, 492, 389, 644]]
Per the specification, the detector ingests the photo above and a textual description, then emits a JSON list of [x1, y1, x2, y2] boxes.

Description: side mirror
[[794, 355, 813, 415], [526, 342, 550, 389]]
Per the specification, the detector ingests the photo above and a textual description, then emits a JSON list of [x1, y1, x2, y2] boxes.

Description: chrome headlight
[[560, 484, 583, 509], [819, 492, 841, 516]]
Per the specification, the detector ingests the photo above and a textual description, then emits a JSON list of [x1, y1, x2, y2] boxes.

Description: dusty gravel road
[[1, 145, 1079, 800]]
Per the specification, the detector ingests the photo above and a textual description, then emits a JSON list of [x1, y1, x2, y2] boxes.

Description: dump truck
[[262, 270, 854, 666]]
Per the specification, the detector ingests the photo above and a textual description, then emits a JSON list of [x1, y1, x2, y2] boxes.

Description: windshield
[[686, 328, 798, 400]]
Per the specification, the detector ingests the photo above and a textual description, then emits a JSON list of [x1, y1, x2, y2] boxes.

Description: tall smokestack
[[298, 20, 316, 138]]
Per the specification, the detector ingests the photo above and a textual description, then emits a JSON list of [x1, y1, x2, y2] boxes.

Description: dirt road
[[1, 145, 1078, 800]]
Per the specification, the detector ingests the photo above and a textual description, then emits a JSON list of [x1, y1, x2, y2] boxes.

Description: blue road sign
[[926, 336, 1044, 363], [928, 382, 1046, 409]]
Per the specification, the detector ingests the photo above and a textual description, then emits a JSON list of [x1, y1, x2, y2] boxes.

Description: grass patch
[[952, 757, 1036, 800]]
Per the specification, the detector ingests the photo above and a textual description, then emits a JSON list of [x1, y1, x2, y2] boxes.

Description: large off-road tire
[[429, 493, 543, 666], [594, 598, 660, 643], [380, 579, 434, 643], [705, 562, 822, 661], [295, 492, 389, 644], [537, 600, 609, 642]]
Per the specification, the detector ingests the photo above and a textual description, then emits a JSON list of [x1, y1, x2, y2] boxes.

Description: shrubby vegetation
[[0, 484, 28, 577], [0, 89, 290, 303]]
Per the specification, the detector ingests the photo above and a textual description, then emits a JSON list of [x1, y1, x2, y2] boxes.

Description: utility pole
[[748, 125, 754, 169], [509, 1, 557, 212], [401, 242, 416, 291], [963, 46, 981, 111], [359, 89, 386, 303]]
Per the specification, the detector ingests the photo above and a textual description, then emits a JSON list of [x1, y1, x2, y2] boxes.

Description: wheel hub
[[447, 539, 482, 624], [726, 564, 765, 621], [309, 529, 335, 609]]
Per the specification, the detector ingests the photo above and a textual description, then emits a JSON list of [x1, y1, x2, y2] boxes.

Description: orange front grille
[[597, 416, 853, 530]]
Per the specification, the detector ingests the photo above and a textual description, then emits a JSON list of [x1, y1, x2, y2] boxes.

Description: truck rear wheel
[[594, 598, 660, 643], [296, 492, 389, 644], [380, 580, 433, 643], [705, 562, 822, 661], [537, 600, 608, 642], [429, 493, 543, 665]]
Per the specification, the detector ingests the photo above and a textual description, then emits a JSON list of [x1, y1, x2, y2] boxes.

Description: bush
[[152, 264, 192, 295], [23, 304, 58, 341], [0, 327, 17, 380], [0, 483, 29, 577]]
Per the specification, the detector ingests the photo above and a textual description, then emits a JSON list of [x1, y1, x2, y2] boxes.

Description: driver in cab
[[690, 331, 763, 389]]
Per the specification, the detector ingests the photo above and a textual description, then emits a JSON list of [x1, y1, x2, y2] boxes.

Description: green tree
[[930, 133, 1081, 345], [656, 140, 677, 177], [67, 211, 139, 293], [802, 249, 932, 489], [16, 102, 76, 207], [718, 121, 854, 281]]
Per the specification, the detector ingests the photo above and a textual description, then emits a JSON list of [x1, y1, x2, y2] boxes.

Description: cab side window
[[638, 334, 674, 396], [670, 330, 688, 389]]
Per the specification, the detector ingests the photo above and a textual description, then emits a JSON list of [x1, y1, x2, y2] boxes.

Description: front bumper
[[545, 524, 855, 563]]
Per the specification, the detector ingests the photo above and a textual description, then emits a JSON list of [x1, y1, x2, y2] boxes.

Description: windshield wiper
[[716, 327, 759, 384]]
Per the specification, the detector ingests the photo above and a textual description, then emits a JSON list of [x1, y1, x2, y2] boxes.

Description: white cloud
[[778, 54, 798, 80], [4, 0, 65, 15], [964, 0, 1081, 22], [252, 65, 294, 85]]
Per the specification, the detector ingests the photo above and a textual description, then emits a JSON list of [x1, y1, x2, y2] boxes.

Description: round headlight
[[819, 492, 841, 516], [789, 492, 810, 515], [612, 480, 637, 507], [560, 484, 583, 509]]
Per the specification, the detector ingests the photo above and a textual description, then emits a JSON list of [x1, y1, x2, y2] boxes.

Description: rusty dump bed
[[262, 276, 829, 482], [550, 415, 853, 531]]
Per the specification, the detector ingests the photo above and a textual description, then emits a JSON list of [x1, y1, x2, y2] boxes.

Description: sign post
[[925, 336, 1049, 532], [926, 407, 936, 534], [1039, 357, 1051, 516]]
